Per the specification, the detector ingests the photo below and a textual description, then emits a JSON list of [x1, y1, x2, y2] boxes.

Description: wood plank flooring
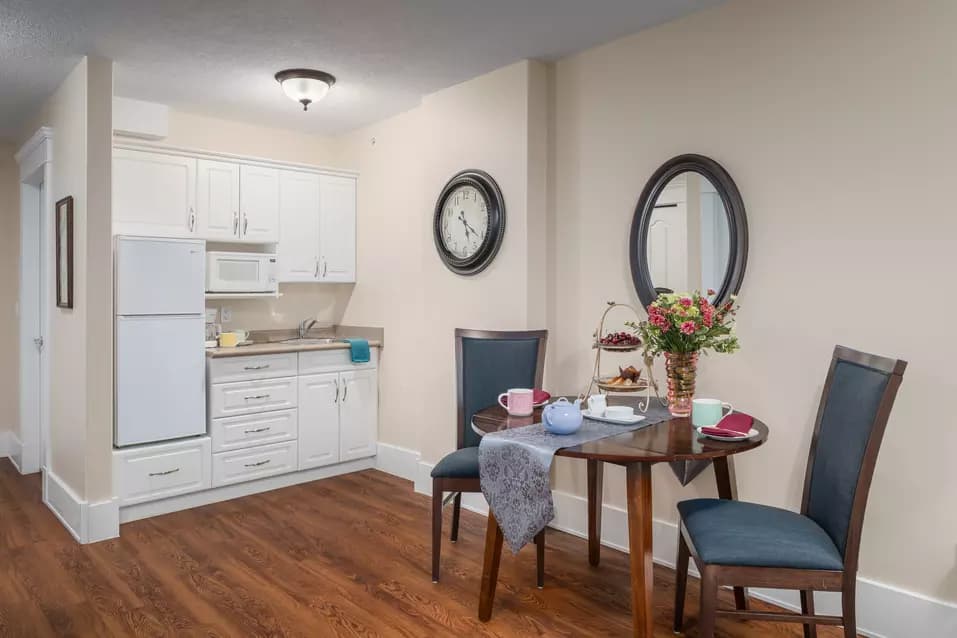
[[0, 460, 855, 637]]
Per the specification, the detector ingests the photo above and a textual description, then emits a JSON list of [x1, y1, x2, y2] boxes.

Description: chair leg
[[534, 529, 545, 589], [673, 530, 690, 633], [450, 492, 461, 542], [801, 590, 818, 638], [698, 566, 718, 638], [842, 583, 857, 638], [431, 481, 442, 583]]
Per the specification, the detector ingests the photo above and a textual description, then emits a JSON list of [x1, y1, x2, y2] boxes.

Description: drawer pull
[[244, 426, 271, 434], [244, 459, 271, 468], [148, 468, 180, 477], [243, 364, 270, 371], [243, 394, 271, 401]]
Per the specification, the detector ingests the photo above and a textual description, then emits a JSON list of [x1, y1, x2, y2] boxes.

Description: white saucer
[[696, 426, 759, 441], [581, 409, 646, 425]]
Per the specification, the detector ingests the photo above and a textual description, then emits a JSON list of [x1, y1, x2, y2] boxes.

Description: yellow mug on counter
[[217, 330, 249, 348]]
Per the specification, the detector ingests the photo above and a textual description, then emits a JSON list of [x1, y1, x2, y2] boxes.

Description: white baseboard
[[416, 459, 956, 638], [43, 468, 121, 544], [120, 457, 375, 524], [0, 430, 9, 457], [7, 432, 23, 473], [375, 442, 420, 482]]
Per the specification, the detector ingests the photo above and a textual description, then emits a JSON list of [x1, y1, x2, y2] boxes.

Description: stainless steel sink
[[279, 337, 339, 345]]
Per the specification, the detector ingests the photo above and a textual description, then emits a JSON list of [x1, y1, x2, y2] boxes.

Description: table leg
[[625, 462, 654, 638], [587, 459, 604, 566], [713, 456, 749, 611], [478, 511, 504, 622]]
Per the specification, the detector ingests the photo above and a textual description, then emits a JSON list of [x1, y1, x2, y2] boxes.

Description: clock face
[[433, 170, 506, 276], [439, 185, 490, 260]]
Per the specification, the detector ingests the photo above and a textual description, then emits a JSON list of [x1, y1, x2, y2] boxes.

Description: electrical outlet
[[221, 307, 232, 323]]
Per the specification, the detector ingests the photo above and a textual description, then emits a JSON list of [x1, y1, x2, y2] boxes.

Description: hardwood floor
[[0, 460, 856, 637]]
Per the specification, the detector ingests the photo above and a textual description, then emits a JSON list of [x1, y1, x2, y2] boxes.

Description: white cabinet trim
[[114, 141, 359, 179]]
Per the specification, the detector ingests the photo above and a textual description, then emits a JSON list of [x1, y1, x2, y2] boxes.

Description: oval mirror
[[629, 154, 748, 309]]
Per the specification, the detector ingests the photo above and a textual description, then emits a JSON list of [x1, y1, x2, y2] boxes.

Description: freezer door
[[115, 315, 207, 447], [115, 236, 205, 316]]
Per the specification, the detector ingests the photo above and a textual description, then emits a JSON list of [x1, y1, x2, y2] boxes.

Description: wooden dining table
[[471, 398, 769, 638]]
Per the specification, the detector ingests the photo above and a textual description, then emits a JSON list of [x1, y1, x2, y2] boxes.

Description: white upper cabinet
[[278, 170, 321, 282], [318, 175, 357, 282], [114, 149, 197, 238], [196, 159, 241, 241], [239, 165, 280, 243]]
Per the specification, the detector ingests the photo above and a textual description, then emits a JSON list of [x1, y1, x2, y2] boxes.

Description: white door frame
[[15, 127, 54, 474]]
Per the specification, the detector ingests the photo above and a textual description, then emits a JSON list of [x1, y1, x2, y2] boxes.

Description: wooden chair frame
[[431, 329, 548, 585], [674, 345, 906, 638]]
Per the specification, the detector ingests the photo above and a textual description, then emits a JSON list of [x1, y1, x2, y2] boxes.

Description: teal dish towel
[[343, 338, 370, 363]]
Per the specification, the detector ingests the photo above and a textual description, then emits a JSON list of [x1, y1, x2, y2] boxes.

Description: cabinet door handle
[[322, 260, 328, 277], [243, 213, 249, 236], [189, 207, 196, 232], [342, 382, 348, 402], [334, 379, 340, 403], [149, 468, 180, 477], [243, 364, 270, 371], [314, 260, 320, 278], [233, 211, 239, 235], [244, 426, 271, 434], [244, 459, 271, 468], [243, 394, 271, 401]]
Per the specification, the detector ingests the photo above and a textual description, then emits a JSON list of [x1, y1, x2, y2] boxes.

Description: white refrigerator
[[115, 236, 207, 447]]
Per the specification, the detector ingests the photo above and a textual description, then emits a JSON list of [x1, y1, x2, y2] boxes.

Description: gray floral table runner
[[478, 401, 672, 553]]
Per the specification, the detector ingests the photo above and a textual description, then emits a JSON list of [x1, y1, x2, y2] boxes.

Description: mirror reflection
[[645, 171, 731, 300]]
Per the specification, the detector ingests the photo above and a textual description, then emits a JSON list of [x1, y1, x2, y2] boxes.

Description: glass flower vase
[[664, 351, 699, 417]]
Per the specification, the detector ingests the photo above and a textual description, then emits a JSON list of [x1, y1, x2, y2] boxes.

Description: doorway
[[15, 128, 53, 475]]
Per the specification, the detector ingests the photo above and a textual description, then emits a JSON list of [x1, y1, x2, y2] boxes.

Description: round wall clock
[[433, 169, 506, 276]]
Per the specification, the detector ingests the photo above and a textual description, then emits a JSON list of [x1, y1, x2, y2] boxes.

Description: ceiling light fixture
[[274, 69, 336, 111]]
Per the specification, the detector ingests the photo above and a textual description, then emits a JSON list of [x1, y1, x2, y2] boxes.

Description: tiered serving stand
[[582, 302, 665, 412]]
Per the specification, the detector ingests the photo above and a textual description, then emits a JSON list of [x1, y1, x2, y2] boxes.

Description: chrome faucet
[[299, 318, 318, 339]]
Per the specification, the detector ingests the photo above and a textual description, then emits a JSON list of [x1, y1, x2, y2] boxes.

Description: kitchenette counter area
[[206, 325, 383, 358]]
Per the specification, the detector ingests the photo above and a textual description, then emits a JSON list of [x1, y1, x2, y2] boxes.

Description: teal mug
[[692, 398, 734, 427]]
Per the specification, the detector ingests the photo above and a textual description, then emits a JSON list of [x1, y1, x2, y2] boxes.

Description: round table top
[[471, 397, 769, 464]]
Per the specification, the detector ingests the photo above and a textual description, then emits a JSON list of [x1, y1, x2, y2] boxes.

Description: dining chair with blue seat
[[431, 328, 548, 585], [673, 345, 906, 638]]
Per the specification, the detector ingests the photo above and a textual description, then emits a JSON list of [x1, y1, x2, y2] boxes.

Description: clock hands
[[459, 211, 480, 238]]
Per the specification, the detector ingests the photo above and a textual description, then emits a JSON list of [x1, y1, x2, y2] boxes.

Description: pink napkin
[[701, 413, 753, 438]]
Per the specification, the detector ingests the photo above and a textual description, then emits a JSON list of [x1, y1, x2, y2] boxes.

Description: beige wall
[[0, 146, 19, 439], [20, 57, 115, 502], [550, 0, 957, 602], [337, 60, 549, 461]]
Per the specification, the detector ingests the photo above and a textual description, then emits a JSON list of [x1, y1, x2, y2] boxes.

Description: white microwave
[[206, 251, 278, 293]]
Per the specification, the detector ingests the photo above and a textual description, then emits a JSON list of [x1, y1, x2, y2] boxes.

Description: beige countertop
[[206, 339, 382, 359], [206, 325, 383, 359]]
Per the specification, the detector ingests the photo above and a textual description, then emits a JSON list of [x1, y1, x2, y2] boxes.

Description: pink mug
[[498, 388, 534, 416]]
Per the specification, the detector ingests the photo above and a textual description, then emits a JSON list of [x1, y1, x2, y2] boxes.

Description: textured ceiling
[[0, 0, 721, 142]]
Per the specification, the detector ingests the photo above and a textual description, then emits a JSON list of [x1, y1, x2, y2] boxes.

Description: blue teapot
[[542, 397, 583, 435]]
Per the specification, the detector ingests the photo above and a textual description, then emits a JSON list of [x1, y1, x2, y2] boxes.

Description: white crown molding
[[15, 127, 54, 179]]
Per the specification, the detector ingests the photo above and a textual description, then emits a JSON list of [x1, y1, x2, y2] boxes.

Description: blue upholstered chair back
[[457, 331, 546, 449], [804, 357, 894, 557]]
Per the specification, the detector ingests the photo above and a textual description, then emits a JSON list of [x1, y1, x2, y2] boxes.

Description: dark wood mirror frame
[[628, 154, 749, 309]]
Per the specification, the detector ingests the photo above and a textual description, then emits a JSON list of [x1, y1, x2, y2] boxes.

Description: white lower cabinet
[[298, 372, 341, 470], [339, 369, 378, 462], [114, 437, 212, 505], [212, 440, 299, 486]]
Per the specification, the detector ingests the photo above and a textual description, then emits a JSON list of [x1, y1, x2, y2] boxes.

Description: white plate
[[581, 409, 646, 425], [696, 426, 759, 441]]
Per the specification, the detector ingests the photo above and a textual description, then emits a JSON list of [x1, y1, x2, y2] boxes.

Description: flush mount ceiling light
[[274, 69, 336, 111]]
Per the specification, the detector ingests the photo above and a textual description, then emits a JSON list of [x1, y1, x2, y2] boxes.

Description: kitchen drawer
[[211, 408, 298, 453], [298, 348, 378, 375], [212, 441, 298, 486], [113, 437, 212, 505], [210, 376, 297, 418], [208, 352, 298, 383]]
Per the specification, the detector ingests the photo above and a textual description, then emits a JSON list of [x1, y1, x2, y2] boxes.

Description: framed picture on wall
[[55, 195, 74, 309]]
